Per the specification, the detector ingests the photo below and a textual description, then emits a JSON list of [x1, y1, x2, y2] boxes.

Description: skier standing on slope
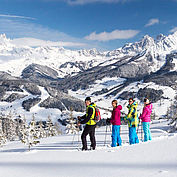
[[109, 100, 122, 147], [139, 98, 152, 142], [124, 98, 139, 145], [77, 97, 96, 151]]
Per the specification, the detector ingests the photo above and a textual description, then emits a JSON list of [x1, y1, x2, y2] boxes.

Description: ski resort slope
[[0, 120, 177, 177]]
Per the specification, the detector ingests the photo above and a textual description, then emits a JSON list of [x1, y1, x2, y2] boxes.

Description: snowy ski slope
[[0, 120, 176, 177]]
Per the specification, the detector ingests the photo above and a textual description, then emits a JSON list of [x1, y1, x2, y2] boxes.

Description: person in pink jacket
[[139, 98, 152, 142], [110, 100, 122, 147]]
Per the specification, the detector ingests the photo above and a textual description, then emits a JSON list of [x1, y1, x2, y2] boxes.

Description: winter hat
[[85, 97, 91, 102], [144, 98, 150, 104]]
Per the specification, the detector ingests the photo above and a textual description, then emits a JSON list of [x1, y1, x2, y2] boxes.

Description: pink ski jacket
[[110, 105, 122, 125], [139, 103, 153, 122]]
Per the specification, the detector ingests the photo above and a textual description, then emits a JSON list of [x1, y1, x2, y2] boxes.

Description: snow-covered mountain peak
[[0, 33, 8, 41], [132, 34, 155, 51], [116, 32, 177, 58], [156, 33, 166, 41], [154, 32, 177, 53], [107, 34, 155, 57], [0, 34, 12, 47], [0, 32, 177, 78], [141, 34, 154, 43], [170, 30, 177, 37]]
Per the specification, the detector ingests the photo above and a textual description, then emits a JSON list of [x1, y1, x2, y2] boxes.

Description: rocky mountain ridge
[[0, 32, 177, 119]]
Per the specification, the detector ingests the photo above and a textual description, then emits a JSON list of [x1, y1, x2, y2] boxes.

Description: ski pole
[[141, 121, 143, 141], [75, 117, 80, 147], [77, 119, 80, 148], [109, 124, 112, 132], [77, 129, 80, 148], [72, 132, 75, 144], [137, 122, 140, 135], [104, 123, 108, 146], [72, 117, 79, 144]]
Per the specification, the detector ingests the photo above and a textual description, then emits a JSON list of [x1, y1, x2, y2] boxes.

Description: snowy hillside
[[0, 120, 177, 177], [0, 82, 84, 122], [69, 79, 176, 118], [0, 85, 60, 121], [0, 32, 177, 120]]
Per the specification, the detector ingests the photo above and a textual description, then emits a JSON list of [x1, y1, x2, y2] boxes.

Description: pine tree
[[54, 122, 62, 135], [167, 97, 177, 133], [20, 115, 40, 151], [27, 114, 40, 150], [38, 120, 46, 138], [2, 112, 17, 141], [66, 107, 79, 134], [8, 112, 18, 141], [168, 100, 176, 124], [0, 119, 6, 146], [45, 115, 57, 137], [19, 116, 28, 144], [15, 115, 23, 140]]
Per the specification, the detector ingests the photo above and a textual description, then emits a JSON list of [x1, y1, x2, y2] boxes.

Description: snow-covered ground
[[69, 78, 177, 119], [0, 119, 177, 177], [0, 86, 62, 122]]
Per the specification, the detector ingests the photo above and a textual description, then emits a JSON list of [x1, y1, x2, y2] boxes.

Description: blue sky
[[0, 0, 177, 51]]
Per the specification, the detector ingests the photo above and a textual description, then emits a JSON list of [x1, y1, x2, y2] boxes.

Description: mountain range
[[0, 32, 177, 120]]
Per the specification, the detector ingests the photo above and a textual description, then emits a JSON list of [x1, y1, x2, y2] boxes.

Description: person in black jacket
[[78, 97, 96, 151]]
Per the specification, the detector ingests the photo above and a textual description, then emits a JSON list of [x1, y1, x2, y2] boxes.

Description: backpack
[[94, 107, 101, 123]]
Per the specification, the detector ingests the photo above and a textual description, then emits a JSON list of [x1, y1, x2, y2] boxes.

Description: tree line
[[0, 113, 62, 150]]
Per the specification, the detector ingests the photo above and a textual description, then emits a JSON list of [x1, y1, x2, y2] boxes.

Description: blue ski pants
[[142, 122, 152, 142], [129, 126, 139, 145], [111, 125, 122, 147]]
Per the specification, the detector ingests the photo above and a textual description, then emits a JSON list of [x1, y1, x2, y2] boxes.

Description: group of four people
[[78, 97, 153, 151]]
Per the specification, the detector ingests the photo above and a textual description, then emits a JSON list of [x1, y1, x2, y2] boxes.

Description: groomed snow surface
[[0, 119, 177, 177]]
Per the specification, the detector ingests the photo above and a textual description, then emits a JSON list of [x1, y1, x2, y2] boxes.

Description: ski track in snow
[[0, 120, 177, 177]]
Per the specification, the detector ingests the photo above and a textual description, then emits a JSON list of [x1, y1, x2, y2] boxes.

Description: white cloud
[[0, 14, 36, 20], [85, 29, 140, 41], [0, 18, 86, 48], [12, 37, 86, 47], [169, 27, 177, 33], [145, 18, 159, 27], [42, 0, 132, 5], [66, 0, 129, 5]]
